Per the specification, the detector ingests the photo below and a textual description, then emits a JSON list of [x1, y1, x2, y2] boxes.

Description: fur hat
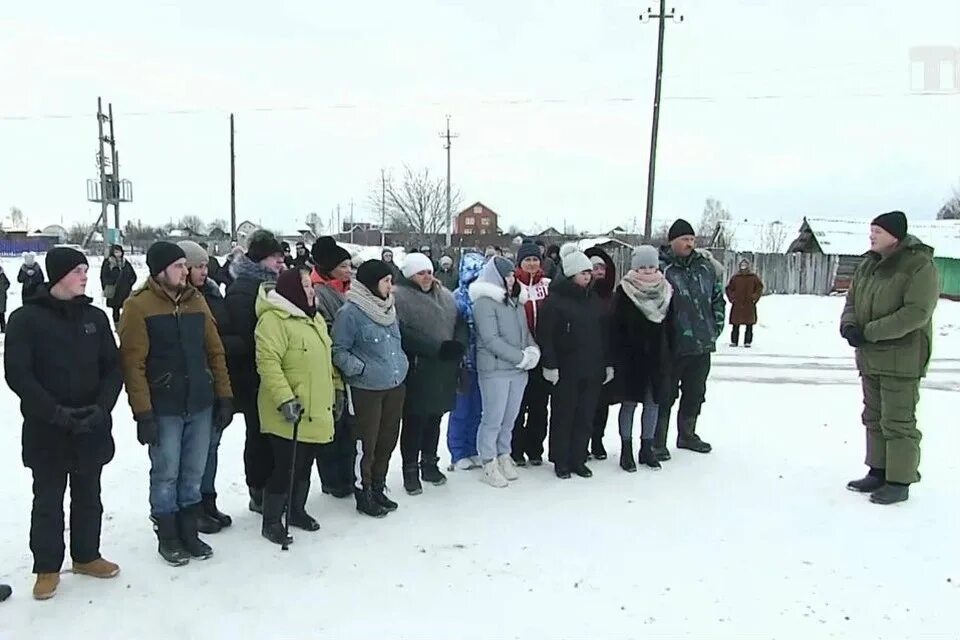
[[562, 250, 593, 276], [311, 236, 352, 274], [631, 245, 660, 270], [246, 230, 284, 263], [871, 210, 908, 241], [147, 241, 187, 277], [177, 240, 208, 269], [402, 252, 435, 279]]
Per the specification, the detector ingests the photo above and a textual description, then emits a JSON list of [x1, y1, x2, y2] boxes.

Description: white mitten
[[523, 346, 541, 371]]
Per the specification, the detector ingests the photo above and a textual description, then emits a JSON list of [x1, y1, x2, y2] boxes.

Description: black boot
[[196, 509, 222, 535], [653, 411, 671, 461], [288, 481, 320, 532], [638, 439, 662, 470], [261, 492, 293, 545], [591, 440, 608, 461], [372, 481, 398, 512], [620, 439, 637, 472], [177, 505, 214, 560], [573, 463, 593, 478], [355, 487, 389, 518], [554, 465, 572, 480], [402, 464, 423, 495], [870, 482, 909, 505], [846, 467, 885, 493], [321, 484, 353, 499], [0, 584, 11, 602], [420, 457, 447, 486], [201, 493, 232, 528], [511, 452, 527, 467], [676, 415, 712, 453], [154, 513, 191, 567], [248, 486, 263, 514]]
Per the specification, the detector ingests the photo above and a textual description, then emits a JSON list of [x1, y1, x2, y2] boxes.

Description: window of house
[[481, 217, 491, 226], [465, 217, 475, 226], [473, 205, 482, 214], [464, 228, 473, 235]]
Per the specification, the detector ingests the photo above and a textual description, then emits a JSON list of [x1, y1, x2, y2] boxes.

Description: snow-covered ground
[[0, 256, 957, 639]]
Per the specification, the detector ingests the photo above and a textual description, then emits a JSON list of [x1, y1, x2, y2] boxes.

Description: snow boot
[[420, 457, 448, 486], [591, 440, 608, 461], [261, 492, 293, 545], [0, 584, 11, 602], [154, 513, 191, 566], [32, 574, 59, 600], [321, 484, 353, 499], [620, 439, 637, 472], [870, 483, 909, 505], [248, 486, 263, 514], [528, 456, 543, 467], [512, 452, 527, 467], [72, 558, 120, 579], [355, 487, 389, 518], [372, 481, 398, 512], [847, 467, 885, 493], [555, 466, 572, 480], [178, 505, 214, 559], [676, 415, 712, 453], [653, 411, 672, 461], [288, 481, 320, 532], [196, 506, 222, 535], [482, 460, 509, 488], [202, 493, 233, 528], [402, 464, 423, 495], [638, 439, 662, 470], [573, 463, 593, 478]]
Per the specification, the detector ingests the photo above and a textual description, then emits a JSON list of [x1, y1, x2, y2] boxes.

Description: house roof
[[457, 201, 498, 217], [803, 217, 960, 260]]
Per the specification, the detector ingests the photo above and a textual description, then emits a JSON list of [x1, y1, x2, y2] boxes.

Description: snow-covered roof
[[805, 217, 960, 259]]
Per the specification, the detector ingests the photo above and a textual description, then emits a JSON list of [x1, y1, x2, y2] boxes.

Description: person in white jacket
[[468, 257, 540, 487]]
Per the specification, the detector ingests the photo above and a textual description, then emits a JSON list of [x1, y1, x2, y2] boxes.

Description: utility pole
[[439, 115, 459, 247], [85, 97, 132, 250], [640, 2, 684, 240], [230, 113, 237, 242]]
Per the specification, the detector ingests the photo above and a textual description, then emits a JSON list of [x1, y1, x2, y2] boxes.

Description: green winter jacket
[[660, 247, 726, 357], [840, 235, 939, 379], [255, 284, 336, 444]]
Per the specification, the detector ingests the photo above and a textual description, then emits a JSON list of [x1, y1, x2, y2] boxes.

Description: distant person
[[585, 246, 617, 461], [436, 255, 458, 291], [215, 244, 244, 289], [293, 241, 313, 270], [0, 264, 9, 332], [841, 211, 939, 505], [381, 248, 404, 283], [281, 242, 295, 270], [100, 244, 137, 325], [4, 248, 123, 600], [199, 242, 221, 283], [725, 259, 764, 347], [543, 244, 561, 279], [18, 252, 44, 299]]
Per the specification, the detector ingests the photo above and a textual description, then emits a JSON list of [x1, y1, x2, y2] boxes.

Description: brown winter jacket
[[725, 271, 764, 325], [119, 278, 232, 418]]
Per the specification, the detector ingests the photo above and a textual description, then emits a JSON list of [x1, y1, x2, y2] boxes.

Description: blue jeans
[[200, 425, 224, 496], [149, 407, 213, 516]]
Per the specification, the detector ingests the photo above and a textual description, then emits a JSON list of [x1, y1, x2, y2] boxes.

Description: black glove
[[51, 405, 97, 435], [71, 405, 105, 435], [841, 324, 866, 348], [136, 415, 159, 446], [333, 390, 345, 422], [439, 340, 466, 362], [279, 399, 304, 424], [213, 398, 234, 431]]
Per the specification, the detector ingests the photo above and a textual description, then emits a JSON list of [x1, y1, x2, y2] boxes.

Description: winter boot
[[511, 452, 527, 467], [676, 415, 712, 453], [261, 492, 293, 545], [846, 467, 885, 493], [248, 486, 264, 514], [420, 457, 448, 486], [619, 439, 637, 472], [573, 463, 593, 478], [321, 484, 353, 499], [528, 456, 543, 467], [591, 440, 608, 461], [177, 505, 214, 560], [154, 513, 191, 567], [32, 574, 59, 600], [355, 487, 389, 518], [72, 558, 120, 579], [482, 460, 509, 488], [201, 493, 233, 528], [372, 481, 399, 512], [653, 411, 672, 461], [288, 481, 320, 532], [497, 454, 520, 481], [402, 464, 423, 495], [196, 507, 222, 535], [870, 483, 909, 505], [638, 439, 662, 470], [555, 466, 572, 480], [0, 584, 11, 602]]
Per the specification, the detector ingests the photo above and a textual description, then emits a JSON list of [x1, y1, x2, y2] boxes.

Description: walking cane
[[282, 409, 304, 552]]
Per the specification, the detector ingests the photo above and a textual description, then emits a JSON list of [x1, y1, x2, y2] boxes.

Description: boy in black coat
[[4, 248, 123, 600]]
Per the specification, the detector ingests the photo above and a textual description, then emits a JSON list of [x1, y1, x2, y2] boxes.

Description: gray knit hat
[[631, 245, 660, 270]]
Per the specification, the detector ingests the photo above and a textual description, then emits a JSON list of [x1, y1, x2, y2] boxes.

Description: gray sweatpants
[[618, 387, 659, 441], [477, 372, 528, 462]]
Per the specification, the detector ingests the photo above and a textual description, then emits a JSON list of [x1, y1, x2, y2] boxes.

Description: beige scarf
[[347, 279, 397, 326], [619, 270, 672, 323]]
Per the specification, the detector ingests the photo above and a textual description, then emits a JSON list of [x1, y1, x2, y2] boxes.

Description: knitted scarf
[[619, 269, 673, 323], [347, 279, 397, 326]]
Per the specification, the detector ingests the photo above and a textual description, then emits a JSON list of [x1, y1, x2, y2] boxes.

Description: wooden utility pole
[[439, 115, 458, 247], [230, 113, 237, 242], [640, 2, 684, 240]]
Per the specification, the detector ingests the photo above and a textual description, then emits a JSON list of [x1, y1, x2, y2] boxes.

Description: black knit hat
[[311, 236, 352, 274], [246, 230, 284, 263], [356, 259, 393, 299], [46, 247, 88, 287], [668, 218, 696, 241], [871, 210, 908, 241], [516, 241, 541, 264], [147, 241, 187, 277]]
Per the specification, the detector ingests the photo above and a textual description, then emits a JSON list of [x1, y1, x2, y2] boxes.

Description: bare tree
[[208, 218, 228, 232], [8, 206, 25, 229], [67, 222, 93, 245], [699, 197, 732, 237], [179, 215, 206, 234], [936, 183, 960, 219], [758, 221, 789, 253], [369, 166, 461, 243]]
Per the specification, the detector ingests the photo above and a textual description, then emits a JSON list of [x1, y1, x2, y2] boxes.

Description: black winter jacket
[[610, 288, 670, 404], [100, 257, 138, 309], [4, 287, 123, 471], [0, 271, 10, 312], [536, 277, 609, 381], [18, 264, 44, 299]]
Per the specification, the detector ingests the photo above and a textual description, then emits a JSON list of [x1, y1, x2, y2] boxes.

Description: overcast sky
[[1, 0, 958, 236]]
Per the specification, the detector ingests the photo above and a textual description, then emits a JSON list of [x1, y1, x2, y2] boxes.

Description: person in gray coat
[[469, 256, 540, 488]]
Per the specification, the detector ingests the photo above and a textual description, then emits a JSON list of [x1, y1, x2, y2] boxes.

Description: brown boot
[[33, 573, 60, 600], [72, 558, 120, 579]]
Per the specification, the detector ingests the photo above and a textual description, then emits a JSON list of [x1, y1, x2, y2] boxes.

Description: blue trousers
[[148, 407, 213, 516]]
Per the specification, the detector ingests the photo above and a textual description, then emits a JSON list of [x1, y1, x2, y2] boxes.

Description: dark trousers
[[111, 307, 121, 325], [662, 354, 712, 419], [400, 412, 442, 466], [351, 386, 406, 489], [0, 311, 6, 332], [591, 403, 609, 446], [512, 368, 550, 460], [266, 435, 319, 494], [316, 412, 356, 491], [861, 375, 922, 484], [731, 325, 753, 346], [549, 376, 602, 470], [243, 406, 273, 490], [31, 465, 103, 574]]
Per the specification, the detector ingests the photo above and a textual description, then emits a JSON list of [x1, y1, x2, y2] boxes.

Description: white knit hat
[[562, 250, 593, 276], [402, 252, 435, 279]]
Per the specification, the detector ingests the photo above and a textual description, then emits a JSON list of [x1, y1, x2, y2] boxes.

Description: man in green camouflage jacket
[[654, 219, 726, 460], [841, 211, 939, 505]]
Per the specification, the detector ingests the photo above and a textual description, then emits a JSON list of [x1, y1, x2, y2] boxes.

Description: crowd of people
[[0, 210, 938, 602]]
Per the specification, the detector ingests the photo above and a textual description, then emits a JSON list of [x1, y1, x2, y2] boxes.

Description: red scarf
[[515, 268, 550, 333], [311, 268, 350, 294]]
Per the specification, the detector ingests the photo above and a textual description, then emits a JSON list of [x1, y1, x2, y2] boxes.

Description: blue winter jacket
[[454, 252, 484, 372], [332, 301, 409, 391]]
